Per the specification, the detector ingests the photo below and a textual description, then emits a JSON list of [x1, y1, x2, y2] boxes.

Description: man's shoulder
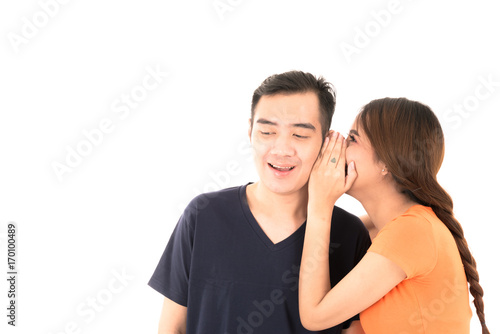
[[332, 205, 367, 232], [192, 184, 242, 202], [332, 205, 361, 222], [183, 185, 244, 215]]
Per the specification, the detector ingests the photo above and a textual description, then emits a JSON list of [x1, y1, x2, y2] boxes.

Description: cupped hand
[[308, 131, 357, 210]]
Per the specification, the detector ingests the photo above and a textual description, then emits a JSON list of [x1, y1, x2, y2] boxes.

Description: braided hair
[[357, 97, 489, 333]]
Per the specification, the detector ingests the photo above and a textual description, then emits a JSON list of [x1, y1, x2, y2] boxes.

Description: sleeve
[[148, 199, 197, 306], [368, 213, 437, 279]]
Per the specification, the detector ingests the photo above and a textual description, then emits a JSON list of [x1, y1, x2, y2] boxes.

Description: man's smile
[[268, 163, 296, 172]]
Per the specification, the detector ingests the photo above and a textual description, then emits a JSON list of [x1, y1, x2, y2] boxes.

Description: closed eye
[[347, 134, 357, 145], [293, 134, 310, 139]]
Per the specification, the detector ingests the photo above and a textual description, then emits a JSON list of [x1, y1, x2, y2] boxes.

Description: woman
[[299, 98, 489, 333]]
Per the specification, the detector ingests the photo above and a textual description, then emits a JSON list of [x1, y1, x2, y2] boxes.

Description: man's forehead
[[258, 91, 319, 104], [254, 92, 321, 125]]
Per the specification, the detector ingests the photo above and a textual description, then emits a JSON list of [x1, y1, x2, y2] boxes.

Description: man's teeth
[[270, 163, 294, 171]]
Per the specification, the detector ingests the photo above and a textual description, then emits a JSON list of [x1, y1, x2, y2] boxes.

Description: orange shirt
[[360, 205, 472, 333]]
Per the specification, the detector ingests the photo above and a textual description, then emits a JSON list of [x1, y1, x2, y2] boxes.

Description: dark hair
[[251, 71, 336, 139], [357, 97, 489, 334]]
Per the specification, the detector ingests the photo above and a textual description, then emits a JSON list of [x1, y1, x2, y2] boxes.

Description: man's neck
[[246, 182, 308, 226]]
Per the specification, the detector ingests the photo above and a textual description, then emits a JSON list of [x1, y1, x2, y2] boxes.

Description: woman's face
[[345, 122, 387, 199]]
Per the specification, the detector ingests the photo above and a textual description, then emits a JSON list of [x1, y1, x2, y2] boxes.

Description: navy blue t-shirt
[[149, 184, 371, 333]]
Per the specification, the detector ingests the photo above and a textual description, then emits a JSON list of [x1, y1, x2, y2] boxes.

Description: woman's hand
[[300, 132, 360, 330], [308, 131, 357, 211]]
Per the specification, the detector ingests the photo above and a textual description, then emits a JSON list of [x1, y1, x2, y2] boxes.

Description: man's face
[[249, 92, 324, 196]]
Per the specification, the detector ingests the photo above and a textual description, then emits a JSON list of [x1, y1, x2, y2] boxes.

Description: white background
[[1, 0, 499, 333]]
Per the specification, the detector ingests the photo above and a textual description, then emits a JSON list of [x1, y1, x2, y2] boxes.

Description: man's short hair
[[251, 70, 336, 138]]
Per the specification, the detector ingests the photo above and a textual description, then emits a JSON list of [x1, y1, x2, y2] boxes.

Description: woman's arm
[[299, 250, 406, 330], [299, 133, 406, 331]]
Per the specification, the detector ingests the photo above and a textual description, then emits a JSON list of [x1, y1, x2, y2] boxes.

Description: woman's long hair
[[357, 97, 489, 333]]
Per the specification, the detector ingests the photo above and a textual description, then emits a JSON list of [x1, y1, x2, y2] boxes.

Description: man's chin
[[262, 180, 307, 196]]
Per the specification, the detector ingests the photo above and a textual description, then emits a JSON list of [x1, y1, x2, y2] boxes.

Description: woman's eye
[[348, 134, 356, 143]]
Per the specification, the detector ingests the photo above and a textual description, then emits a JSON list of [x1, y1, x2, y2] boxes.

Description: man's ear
[[320, 130, 334, 148], [248, 118, 253, 142]]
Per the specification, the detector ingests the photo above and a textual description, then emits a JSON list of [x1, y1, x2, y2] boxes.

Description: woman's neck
[[359, 187, 419, 234]]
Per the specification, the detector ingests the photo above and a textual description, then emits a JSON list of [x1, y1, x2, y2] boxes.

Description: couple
[[149, 71, 489, 333]]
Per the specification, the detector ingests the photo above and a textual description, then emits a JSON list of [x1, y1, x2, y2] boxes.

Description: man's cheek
[[303, 156, 318, 172], [250, 139, 266, 156]]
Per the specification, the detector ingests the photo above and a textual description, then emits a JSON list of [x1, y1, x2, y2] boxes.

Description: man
[[149, 71, 371, 333]]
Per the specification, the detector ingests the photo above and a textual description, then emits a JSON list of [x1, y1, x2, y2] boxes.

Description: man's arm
[[158, 297, 187, 334], [342, 320, 365, 334]]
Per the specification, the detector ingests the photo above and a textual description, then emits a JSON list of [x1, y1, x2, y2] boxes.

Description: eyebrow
[[256, 119, 277, 126], [349, 129, 360, 137], [293, 122, 316, 131], [256, 118, 316, 131]]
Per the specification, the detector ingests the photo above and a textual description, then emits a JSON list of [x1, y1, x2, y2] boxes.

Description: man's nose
[[270, 134, 294, 156]]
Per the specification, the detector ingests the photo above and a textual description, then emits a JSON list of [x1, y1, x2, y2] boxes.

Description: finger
[[327, 132, 343, 167], [319, 134, 330, 159], [313, 133, 331, 171], [337, 135, 347, 173], [323, 131, 337, 166]]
